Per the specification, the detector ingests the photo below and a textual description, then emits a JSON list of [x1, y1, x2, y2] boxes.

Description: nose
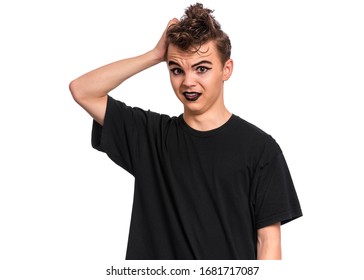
[[182, 72, 196, 88]]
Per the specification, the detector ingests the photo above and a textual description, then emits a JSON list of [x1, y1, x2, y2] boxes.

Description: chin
[[183, 103, 204, 114]]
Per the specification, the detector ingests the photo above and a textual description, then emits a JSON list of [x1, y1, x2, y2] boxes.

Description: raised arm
[[69, 18, 178, 125]]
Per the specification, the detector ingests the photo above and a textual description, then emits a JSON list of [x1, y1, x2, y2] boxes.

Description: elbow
[[69, 79, 85, 104]]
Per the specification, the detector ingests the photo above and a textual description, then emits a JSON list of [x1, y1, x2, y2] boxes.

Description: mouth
[[183, 92, 201, 102]]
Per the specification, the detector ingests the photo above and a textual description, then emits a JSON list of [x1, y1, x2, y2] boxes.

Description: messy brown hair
[[166, 3, 231, 64]]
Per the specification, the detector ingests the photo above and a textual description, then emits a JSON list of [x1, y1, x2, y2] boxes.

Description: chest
[[164, 134, 254, 199]]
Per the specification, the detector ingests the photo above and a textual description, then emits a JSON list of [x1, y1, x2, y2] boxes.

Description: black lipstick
[[183, 92, 201, 101]]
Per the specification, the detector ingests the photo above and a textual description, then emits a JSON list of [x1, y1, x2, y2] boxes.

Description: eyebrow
[[168, 60, 213, 68]]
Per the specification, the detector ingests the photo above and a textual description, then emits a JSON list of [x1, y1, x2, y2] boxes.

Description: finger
[[167, 18, 179, 28]]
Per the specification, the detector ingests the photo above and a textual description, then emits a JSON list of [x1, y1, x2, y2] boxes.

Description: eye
[[196, 66, 210, 73], [170, 68, 183, 75]]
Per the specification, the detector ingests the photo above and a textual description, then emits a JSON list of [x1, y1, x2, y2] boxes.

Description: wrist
[[150, 45, 167, 64]]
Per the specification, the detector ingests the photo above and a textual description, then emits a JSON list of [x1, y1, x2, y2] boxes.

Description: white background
[[1, 0, 363, 279]]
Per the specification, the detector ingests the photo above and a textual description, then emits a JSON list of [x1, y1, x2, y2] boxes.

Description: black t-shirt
[[91, 96, 302, 260]]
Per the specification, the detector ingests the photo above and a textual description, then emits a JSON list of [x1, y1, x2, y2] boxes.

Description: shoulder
[[107, 95, 175, 125], [230, 115, 282, 159], [231, 115, 277, 143]]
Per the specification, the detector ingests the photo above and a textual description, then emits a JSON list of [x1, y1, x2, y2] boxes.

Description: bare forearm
[[70, 50, 162, 100]]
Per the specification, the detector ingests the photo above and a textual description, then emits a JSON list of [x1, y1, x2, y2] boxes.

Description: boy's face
[[166, 41, 233, 117]]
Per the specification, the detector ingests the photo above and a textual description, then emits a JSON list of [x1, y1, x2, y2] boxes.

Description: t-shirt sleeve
[[91, 95, 145, 175], [253, 138, 303, 229]]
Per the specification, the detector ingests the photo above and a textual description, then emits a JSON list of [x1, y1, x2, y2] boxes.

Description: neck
[[183, 107, 232, 131]]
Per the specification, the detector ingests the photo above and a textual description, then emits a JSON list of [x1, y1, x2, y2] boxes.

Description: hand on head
[[153, 18, 179, 62]]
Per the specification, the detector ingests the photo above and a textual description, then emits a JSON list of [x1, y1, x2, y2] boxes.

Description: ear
[[223, 59, 233, 81]]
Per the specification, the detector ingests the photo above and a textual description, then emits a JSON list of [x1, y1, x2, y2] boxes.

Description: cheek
[[208, 73, 224, 88], [169, 76, 180, 92]]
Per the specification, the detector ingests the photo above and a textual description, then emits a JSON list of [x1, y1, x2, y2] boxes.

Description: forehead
[[167, 41, 220, 64]]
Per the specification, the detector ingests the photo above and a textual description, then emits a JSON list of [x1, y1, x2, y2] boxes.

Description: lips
[[183, 92, 201, 101]]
